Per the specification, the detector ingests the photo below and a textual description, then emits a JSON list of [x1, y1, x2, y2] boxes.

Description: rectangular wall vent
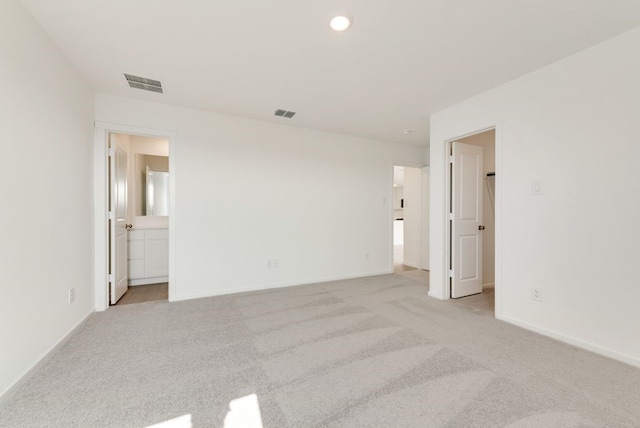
[[124, 73, 163, 94], [274, 109, 296, 118]]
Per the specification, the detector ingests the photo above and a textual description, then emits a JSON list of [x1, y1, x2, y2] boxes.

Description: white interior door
[[451, 141, 483, 298], [110, 137, 128, 304]]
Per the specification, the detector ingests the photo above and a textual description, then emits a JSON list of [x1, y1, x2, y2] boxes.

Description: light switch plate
[[531, 180, 543, 195]]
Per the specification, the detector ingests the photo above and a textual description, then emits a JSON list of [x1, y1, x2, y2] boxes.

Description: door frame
[[434, 123, 502, 314], [94, 122, 177, 311]]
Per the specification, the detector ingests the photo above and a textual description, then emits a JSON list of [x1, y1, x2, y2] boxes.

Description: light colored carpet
[[393, 244, 428, 285], [397, 267, 429, 284], [2, 274, 640, 427]]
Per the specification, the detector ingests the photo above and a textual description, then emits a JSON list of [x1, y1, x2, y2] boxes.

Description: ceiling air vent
[[274, 109, 296, 118], [124, 73, 163, 94]]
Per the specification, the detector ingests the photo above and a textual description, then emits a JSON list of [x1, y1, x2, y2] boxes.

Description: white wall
[[393, 220, 404, 246], [0, 0, 94, 398], [95, 94, 426, 300], [420, 166, 430, 270], [430, 26, 640, 367], [402, 167, 422, 268], [458, 130, 495, 285]]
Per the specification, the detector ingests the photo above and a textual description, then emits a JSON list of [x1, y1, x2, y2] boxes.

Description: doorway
[[108, 133, 171, 305], [94, 123, 176, 311], [393, 165, 429, 284], [108, 133, 170, 305], [447, 129, 495, 312]]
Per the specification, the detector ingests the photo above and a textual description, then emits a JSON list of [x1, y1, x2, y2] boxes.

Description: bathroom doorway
[[108, 133, 170, 305], [94, 122, 176, 311]]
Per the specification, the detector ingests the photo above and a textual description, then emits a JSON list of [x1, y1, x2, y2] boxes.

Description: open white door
[[110, 136, 128, 304], [451, 141, 483, 298]]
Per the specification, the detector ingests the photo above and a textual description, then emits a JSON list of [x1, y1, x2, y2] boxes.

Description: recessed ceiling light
[[330, 15, 352, 32], [402, 129, 413, 135]]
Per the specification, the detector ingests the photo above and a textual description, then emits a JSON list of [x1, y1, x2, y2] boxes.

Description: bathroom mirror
[[146, 167, 169, 216], [135, 154, 169, 216]]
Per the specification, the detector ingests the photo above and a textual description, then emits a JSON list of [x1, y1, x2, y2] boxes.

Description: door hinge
[[108, 211, 114, 220], [108, 147, 115, 157], [108, 273, 114, 283], [449, 155, 454, 164], [449, 270, 454, 278], [448, 212, 454, 220]]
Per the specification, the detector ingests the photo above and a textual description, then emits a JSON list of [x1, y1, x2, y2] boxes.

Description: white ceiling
[[20, 0, 640, 146]]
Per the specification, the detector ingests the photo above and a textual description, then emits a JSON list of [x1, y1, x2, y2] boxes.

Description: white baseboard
[[428, 290, 445, 300], [0, 310, 94, 404], [497, 314, 640, 369], [171, 270, 393, 302], [482, 282, 495, 289], [402, 260, 419, 269]]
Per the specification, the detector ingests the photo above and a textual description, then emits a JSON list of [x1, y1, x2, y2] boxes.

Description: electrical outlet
[[531, 288, 543, 302], [68, 288, 75, 304]]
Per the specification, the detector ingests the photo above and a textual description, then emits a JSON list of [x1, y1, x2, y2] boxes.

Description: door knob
[[478, 225, 485, 231], [125, 224, 133, 230]]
